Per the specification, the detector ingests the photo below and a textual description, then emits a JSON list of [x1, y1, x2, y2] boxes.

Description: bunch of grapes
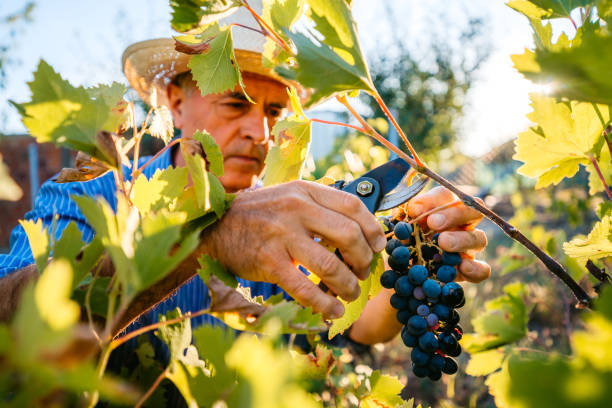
[[380, 216, 465, 381]]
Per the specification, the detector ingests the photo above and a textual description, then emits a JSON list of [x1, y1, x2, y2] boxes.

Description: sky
[[0, 0, 565, 157]]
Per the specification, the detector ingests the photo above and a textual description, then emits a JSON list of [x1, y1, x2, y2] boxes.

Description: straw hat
[[122, 0, 305, 108]]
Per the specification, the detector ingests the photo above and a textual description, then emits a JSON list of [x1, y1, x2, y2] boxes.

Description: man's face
[[169, 73, 290, 192]]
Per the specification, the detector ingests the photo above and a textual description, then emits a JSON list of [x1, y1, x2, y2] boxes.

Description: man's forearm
[[0, 265, 38, 322]]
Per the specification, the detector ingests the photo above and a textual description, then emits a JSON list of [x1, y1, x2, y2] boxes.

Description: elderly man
[[0, 5, 489, 346]]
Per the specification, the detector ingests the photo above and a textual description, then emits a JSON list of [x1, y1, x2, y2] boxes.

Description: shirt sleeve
[[0, 172, 117, 278]]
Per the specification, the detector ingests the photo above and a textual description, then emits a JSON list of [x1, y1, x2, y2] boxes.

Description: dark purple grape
[[395, 275, 414, 297], [406, 315, 428, 336], [385, 238, 402, 255], [401, 326, 418, 347], [431, 233, 440, 245], [436, 265, 457, 283], [432, 304, 450, 320], [430, 354, 446, 370], [411, 347, 430, 366], [422, 279, 442, 298], [380, 270, 399, 289], [446, 310, 460, 326], [394, 221, 413, 240], [426, 313, 439, 327], [441, 282, 464, 307], [392, 246, 412, 266], [432, 253, 443, 264], [442, 252, 462, 266], [438, 332, 458, 354], [455, 295, 466, 308], [408, 265, 428, 285], [412, 363, 429, 378], [442, 357, 458, 374], [421, 244, 439, 261], [412, 286, 425, 300], [390, 294, 411, 310], [408, 297, 423, 313], [396, 309, 412, 325], [446, 343, 462, 357], [427, 369, 442, 381], [416, 304, 430, 316], [418, 332, 439, 353]]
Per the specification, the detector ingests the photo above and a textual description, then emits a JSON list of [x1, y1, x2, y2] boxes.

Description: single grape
[[442, 252, 462, 266], [432, 253, 443, 264], [432, 304, 450, 320], [394, 275, 414, 297], [428, 369, 442, 381], [412, 363, 429, 378], [442, 357, 458, 374], [396, 309, 412, 325], [446, 343, 462, 357], [408, 297, 423, 313], [430, 354, 446, 370], [380, 270, 399, 289], [401, 326, 418, 347], [392, 246, 412, 267], [387, 255, 401, 272], [382, 216, 393, 231], [394, 221, 413, 240], [431, 233, 440, 245], [410, 347, 430, 366], [438, 332, 458, 354], [385, 238, 401, 255], [441, 282, 464, 307], [426, 313, 439, 327], [436, 265, 457, 283], [407, 315, 428, 336], [455, 295, 466, 308], [418, 332, 439, 353], [390, 294, 411, 310], [422, 279, 442, 298], [416, 304, 430, 316], [446, 309, 460, 326], [412, 286, 426, 300], [408, 265, 428, 285], [454, 324, 464, 339]]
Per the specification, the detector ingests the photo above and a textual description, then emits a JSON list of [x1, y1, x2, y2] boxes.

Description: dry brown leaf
[[207, 275, 267, 318], [54, 152, 110, 183], [174, 38, 212, 55]]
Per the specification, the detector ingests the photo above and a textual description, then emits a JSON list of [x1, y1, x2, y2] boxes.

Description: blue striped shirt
[[0, 146, 291, 333]]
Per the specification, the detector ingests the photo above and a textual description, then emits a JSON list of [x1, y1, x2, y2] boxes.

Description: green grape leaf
[[12, 61, 126, 167], [360, 370, 404, 408], [513, 94, 608, 188], [462, 282, 529, 353], [599, 0, 612, 25], [328, 252, 384, 339], [180, 137, 227, 217], [225, 334, 322, 408], [149, 105, 174, 144], [71, 276, 112, 318], [156, 308, 192, 362], [262, 0, 305, 66], [73, 194, 200, 299], [198, 253, 237, 288], [597, 201, 612, 219], [284, 0, 375, 107], [0, 155, 22, 201], [35, 259, 81, 331], [294, 344, 335, 381], [466, 348, 507, 376], [193, 129, 224, 176], [563, 215, 612, 263], [132, 166, 189, 215], [51, 221, 83, 263], [263, 88, 312, 186], [19, 219, 50, 273], [180, 22, 251, 100], [587, 143, 611, 194], [508, 0, 595, 19], [170, 0, 242, 32]]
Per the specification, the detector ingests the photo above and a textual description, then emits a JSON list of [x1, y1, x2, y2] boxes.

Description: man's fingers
[[274, 264, 345, 319], [425, 202, 483, 231], [300, 181, 386, 253], [456, 259, 491, 283], [299, 205, 373, 279], [406, 186, 456, 218], [438, 230, 487, 253], [288, 238, 361, 301]]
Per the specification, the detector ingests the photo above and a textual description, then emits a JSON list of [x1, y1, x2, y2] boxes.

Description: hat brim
[[122, 38, 307, 108]]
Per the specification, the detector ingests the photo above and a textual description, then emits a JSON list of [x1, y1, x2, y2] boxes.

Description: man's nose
[[239, 106, 270, 144]]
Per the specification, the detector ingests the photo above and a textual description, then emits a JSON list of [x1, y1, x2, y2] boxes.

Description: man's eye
[[268, 108, 282, 118], [224, 102, 247, 109]]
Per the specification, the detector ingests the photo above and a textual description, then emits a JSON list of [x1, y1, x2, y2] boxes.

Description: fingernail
[[374, 236, 387, 252], [332, 303, 345, 319], [429, 214, 446, 229], [462, 261, 473, 275]]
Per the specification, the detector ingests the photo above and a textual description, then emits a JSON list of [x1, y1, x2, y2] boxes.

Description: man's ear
[[166, 83, 184, 129]]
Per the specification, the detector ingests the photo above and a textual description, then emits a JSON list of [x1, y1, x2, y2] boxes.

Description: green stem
[[130, 138, 181, 182], [241, 0, 291, 53], [593, 103, 612, 161], [135, 368, 168, 408], [310, 117, 367, 133]]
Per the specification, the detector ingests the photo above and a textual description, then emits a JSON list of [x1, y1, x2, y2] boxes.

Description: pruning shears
[[333, 157, 428, 215]]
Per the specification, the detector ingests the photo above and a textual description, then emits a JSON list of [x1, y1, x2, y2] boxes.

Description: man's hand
[[202, 180, 387, 319], [406, 186, 490, 282]]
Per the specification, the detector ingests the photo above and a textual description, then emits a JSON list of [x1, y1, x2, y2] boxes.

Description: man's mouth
[[226, 155, 261, 164]]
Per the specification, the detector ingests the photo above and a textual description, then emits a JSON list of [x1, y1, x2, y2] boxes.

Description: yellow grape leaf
[[263, 87, 312, 186], [35, 259, 80, 331], [0, 155, 22, 201], [19, 219, 50, 273], [563, 215, 612, 263], [466, 348, 507, 376], [328, 252, 384, 339], [149, 105, 174, 144], [361, 370, 404, 408], [513, 94, 609, 188]]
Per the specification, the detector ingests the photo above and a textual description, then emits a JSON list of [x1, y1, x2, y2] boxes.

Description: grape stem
[[332, 97, 593, 308], [588, 155, 612, 201], [134, 368, 168, 408], [591, 104, 612, 161], [241, 0, 291, 53]]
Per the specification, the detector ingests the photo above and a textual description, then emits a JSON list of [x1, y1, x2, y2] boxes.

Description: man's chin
[[218, 172, 259, 193]]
